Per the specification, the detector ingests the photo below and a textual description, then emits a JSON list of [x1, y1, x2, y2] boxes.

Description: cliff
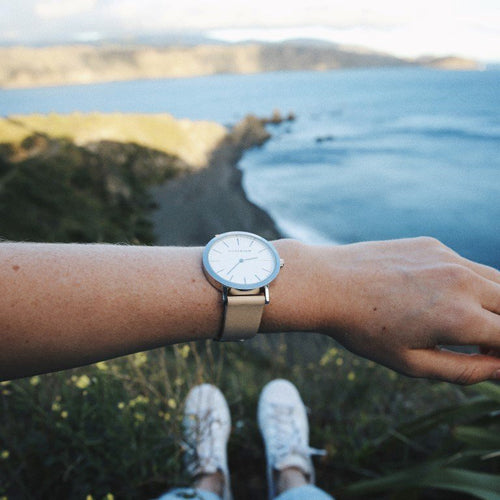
[[0, 112, 280, 244], [151, 114, 280, 246], [0, 113, 226, 169], [0, 42, 414, 89]]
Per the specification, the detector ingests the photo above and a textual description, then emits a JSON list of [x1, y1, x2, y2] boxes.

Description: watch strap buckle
[[216, 286, 268, 341]]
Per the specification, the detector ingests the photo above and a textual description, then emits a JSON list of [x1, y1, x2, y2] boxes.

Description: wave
[[386, 115, 500, 142], [390, 126, 500, 142], [273, 216, 340, 245]]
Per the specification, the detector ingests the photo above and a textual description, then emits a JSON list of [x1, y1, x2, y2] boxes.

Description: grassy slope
[[0, 113, 227, 244], [0, 112, 226, 168]]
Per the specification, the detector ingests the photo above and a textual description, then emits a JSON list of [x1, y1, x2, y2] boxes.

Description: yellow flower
[[167, 398, 177, 410], [75, 375, 91, 390], [319, 356, 329, 367], [128, 395, 149, 407], [61, 411, 69, 419], [132, 352, 148, 367], [30, 376, 40, 386], [319, 347, 339, 367], [179, 345, 190, 359], [335, 357, 344, 367], [117, 402, 125, 410], [86, 495, 94, 500], [347, 371, 356, 382], [51, 402, 61, 412], [104, 493, 114, 500], [96, 361, 108, 371], [134, 412, 145, 422], [1, 450, 10, 460]]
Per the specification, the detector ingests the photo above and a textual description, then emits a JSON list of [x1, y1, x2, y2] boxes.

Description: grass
[[0, 114, 498, 499], [0, 113, 226, 168], [0, 336, 474, 500]]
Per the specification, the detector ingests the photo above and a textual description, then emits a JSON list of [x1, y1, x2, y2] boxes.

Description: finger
[[436, 305, 500, 349], [473, 308, 500, 349], [480, 346, 500, 358], [404, 347, 500, 385], [476, 276, 500, 314], [463, 259, 500, 285]]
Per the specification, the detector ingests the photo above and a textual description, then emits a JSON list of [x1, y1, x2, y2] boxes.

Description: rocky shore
[[0, 111, 282, 245], [151, 114, 281, 245]]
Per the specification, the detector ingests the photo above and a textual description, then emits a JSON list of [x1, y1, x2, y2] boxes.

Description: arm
[[0, 243, 222, 379], [1, 238, 499, 383]]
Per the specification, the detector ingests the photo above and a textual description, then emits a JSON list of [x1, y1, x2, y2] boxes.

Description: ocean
[[1, 68, 499, 268]]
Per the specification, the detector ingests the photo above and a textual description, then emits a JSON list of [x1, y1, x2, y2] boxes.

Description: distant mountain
[[415, 55, 484, 70], [0, 41, 480, 89]]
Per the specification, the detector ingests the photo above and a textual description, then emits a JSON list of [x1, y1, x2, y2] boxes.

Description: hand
[[309, 237, 500, 384]]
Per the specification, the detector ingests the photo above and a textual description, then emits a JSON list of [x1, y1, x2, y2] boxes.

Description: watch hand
[[227, 256, 257, 275], [227, 260, 242, 274]]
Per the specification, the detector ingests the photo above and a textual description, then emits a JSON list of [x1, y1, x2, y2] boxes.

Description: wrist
[[260, 239, 324, 334]]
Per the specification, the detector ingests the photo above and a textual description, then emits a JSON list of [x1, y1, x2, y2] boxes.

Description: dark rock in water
[[261, 109, 296, 126], [151, 115, 281, 246], [315, 135, 335, 144]]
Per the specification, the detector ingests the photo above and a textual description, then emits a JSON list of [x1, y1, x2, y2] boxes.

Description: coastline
[[151, 115, 282, 246], [0, 111, 282, 246], [0, 43, 481, 90]]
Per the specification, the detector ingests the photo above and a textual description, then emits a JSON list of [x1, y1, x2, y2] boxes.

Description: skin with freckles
[[0, 237, 499, 383]]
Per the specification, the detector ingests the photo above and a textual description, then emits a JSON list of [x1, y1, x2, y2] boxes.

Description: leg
[[275, 484, 334, 500], [258, 379, 330, 500]]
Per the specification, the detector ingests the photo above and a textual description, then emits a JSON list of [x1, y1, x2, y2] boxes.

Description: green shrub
[[0, 135, 182, 244]]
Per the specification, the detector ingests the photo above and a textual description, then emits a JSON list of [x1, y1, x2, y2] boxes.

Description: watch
[[202, 231, 284, 341]]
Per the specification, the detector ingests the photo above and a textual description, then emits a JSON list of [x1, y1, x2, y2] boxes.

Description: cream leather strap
[[216, 288, 267, 342]]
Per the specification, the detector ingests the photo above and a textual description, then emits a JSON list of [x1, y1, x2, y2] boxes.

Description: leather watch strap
[[217, 288, 266, 341]]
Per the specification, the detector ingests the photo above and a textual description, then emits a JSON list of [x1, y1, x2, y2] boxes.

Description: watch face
[[203, 231, 281, 290]]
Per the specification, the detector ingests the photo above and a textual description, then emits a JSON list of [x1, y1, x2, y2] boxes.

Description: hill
[[0, 112, 278, 244], [0, 112, 226, 168], [0, 41, 434, 89]]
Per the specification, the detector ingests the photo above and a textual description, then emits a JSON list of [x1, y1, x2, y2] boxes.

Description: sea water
[[1, 68, 499, 267]]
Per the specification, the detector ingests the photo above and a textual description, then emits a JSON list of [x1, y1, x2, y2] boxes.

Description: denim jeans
[[157, 484, 334, 500]]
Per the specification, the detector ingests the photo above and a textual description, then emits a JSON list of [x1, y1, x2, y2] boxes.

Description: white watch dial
[[203, 232, 280, 290]]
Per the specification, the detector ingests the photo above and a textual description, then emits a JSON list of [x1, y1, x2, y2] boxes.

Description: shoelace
[[183, 411, 227, 474], [266, 402, 326, 466]]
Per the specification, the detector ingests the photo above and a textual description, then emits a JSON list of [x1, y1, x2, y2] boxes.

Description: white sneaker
[[182, 384, 232, 500], [257, 379, 326, 500]]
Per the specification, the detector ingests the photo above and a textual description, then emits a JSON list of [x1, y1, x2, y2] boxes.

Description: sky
[[2, 0, 500, 61]]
